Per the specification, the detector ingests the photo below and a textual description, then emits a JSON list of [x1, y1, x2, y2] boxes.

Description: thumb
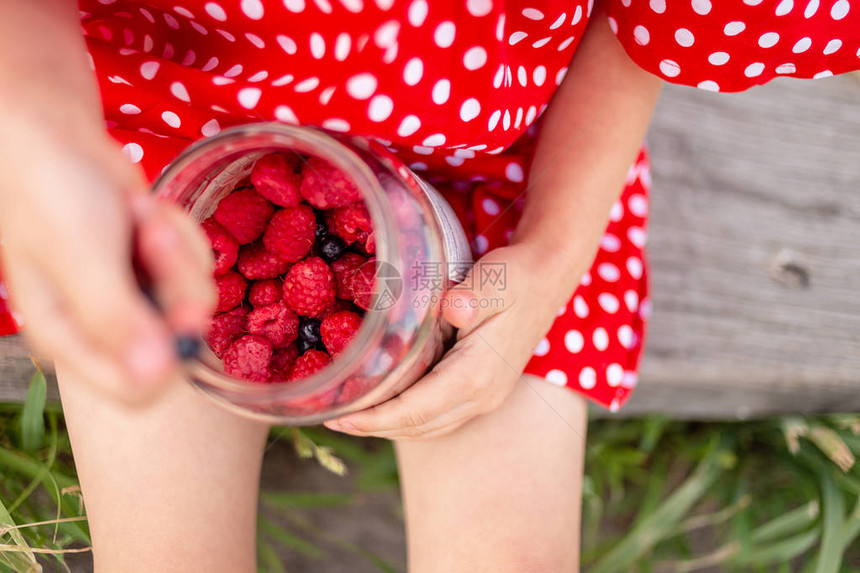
[[442, 246, 519, 335]]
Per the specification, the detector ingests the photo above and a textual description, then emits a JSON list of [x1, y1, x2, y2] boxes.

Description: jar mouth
[[153, 123, 399, 400]]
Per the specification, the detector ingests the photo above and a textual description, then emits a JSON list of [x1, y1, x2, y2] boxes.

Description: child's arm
[[0, 1, 214, 402], [326, 6, 662, 438]]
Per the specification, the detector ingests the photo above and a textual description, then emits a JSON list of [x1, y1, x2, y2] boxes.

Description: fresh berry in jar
[[237, 242, 291, 280], [315, 218, 329, 241], [205, 306, 248, 358], [215, 271, 247, 313], [282, 256, 336, 317], [250, 153, 303, 208], [351, 259, 377, 311], [331, 252, 367, 300], [318, 235, 346, 262], [202, 219, 239, 276], [296, 338, 315, 355], [248, 279, 283, 307], [300, 157, 362, 209], [262, 204, 317, 262], [213, 187, 274, 244], [326, 201, 372, 245], [321, 310, 362, 356], [223, 334, 273, 383], [288, 349, 332, 381], [270, 343, 300, 380], [299, 317, 322, 345], [247, 302, 300, 348]]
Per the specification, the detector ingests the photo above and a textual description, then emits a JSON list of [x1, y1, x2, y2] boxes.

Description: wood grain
[[2, 76, 859, 419]]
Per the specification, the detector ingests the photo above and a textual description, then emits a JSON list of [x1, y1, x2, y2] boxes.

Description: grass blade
[[751, 501, 820, 544], [261, 492, 353, 510], [589, 441, 731, 573], [257, 539, 287, 573], [813, 464, 846, 573], [0, 495, 37, 571], [258, 516, 323, 559], [20, 362, 47, 453], [736, 529, 820, 566]]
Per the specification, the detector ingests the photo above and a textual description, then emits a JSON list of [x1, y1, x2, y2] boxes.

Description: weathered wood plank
[[1, 76, 859, 418], [0, 336, 59, 401], [624, 74, 860, 418]]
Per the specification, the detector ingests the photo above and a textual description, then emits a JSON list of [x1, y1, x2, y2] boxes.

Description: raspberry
[[223, 335, 272, 383], [270, 343, 300, 380], [363, 232, 376, 255], [339, 376, 370, 404], [331, 252, 367, 300], [263, 204, 317, 262], [201, 218, 239, 276], [326, 202, 373, 245], [250, 153, 302, 208], [213, 188, 275, 244], [282, 257, 336, 316], [205, 307, 248, 358], [215, 271, 247, 312], [237, 242, 291, 280], [288, 349, 332, 381], [319, 298, 358, 318], [351, 259, 377, 310], [321, 310, 362, 356], [247, 302, 299, 348], [300, 157, 362, 209], [248, 279, 282, 307]]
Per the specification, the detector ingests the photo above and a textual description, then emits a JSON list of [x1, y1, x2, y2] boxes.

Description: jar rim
[[153, 123, 400, 401]]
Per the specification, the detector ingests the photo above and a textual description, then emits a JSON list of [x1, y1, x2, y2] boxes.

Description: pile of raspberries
[[202, 152, 377, 384]]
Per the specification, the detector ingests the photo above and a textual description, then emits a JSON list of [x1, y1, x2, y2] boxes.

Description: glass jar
[[153, 123, 472, 424]]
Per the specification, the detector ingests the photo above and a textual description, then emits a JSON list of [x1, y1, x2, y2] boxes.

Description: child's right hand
[[0, 109, 216, 404]]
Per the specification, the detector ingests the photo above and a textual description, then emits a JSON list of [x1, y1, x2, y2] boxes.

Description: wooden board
[[622, 74, 860, 418], [2, 75, 860, 419]]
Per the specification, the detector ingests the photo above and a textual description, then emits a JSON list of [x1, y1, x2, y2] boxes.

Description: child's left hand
[[324, 243, 575, 440]]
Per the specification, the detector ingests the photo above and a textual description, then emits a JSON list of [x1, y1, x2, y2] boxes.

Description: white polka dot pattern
[[59, 0, 647, 412], [606, 0, 860, 91]]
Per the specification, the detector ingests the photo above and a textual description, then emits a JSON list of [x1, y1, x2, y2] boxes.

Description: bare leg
[[396, 375, 587, 573], [58, 366, 270, 573]]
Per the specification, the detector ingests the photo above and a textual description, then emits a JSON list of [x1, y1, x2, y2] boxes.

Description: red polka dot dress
[[0, 0, 651, 411], [606, 0, 860, 91]]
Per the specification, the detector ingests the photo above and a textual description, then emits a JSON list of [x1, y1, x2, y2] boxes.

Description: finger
[[442, 246, 519, 335], [326, 402, 474, 440], [6, 255, 164, 403], [323, 367, 468, 435], [30, 185, 177, 387], [326, 335, 508, 437], [134, 199, 216, 335]]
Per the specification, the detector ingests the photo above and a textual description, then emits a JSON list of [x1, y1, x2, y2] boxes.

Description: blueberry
[[319, 236, 345, 262], [297, 338, 315, 354], [315, 219, 328, 240], [299, 318, 322, 344]]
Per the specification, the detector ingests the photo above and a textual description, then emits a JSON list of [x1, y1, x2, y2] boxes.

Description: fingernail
[[174, 335, 202, 360], [126, 334, 172, 383]]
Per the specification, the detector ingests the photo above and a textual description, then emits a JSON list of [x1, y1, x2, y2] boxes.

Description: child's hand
[[0, 113, 216, 404], [325, 244, 569, 439]]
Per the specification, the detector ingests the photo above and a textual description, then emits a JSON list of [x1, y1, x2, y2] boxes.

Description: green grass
[[1, 367, 859, 572]]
